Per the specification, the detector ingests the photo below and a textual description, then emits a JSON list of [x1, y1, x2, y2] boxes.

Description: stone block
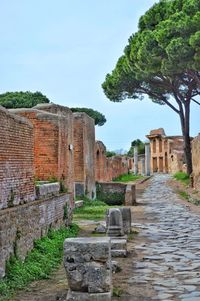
[[119, 207, 132, 234], [35, 182, 60, 199], [64, 237, 112, 298], [75, 200, 84, 208], [106, 208, 124, 237], [125, 184, 136, 206]]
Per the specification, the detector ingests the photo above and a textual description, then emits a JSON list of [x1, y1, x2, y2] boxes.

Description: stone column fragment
[[125, 184, 136, 206], [64, 237, 112, 301], [119, 207, 132, 234], [145, 143, 151, 176], [134, 146, 138, 175]]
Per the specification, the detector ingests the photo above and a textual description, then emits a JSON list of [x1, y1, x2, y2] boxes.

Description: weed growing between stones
[[113, 287, 124, 297], [0, 224, 79, 301], [173, 172, 190, 186]]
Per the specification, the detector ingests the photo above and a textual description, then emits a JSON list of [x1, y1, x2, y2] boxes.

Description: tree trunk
[[179, 105, 193, 175]]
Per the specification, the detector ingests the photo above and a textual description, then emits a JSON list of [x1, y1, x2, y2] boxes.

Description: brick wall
[[95, 141, 130, 182], [73, 112, 96, 199], [0, 106, 35, 210], [0, 193, 72, 278], [192, 134, 200, 190], [11, 107, 74, 193]]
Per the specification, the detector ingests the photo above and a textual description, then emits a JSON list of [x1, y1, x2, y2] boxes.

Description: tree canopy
[[70, 107, 106, 126], [0, 91, 50, 109], [102, 0, 200, 174], [127, 139, 145, 156]]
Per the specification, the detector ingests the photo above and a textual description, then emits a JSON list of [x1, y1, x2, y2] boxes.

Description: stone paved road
[[131, 174, 200, 301]]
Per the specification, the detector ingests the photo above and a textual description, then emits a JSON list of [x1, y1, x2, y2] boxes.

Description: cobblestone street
[[131, 174, 200, 301]]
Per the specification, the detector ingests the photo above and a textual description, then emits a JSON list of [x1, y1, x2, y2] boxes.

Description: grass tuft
[[113, 173, 143, 183], [173, 172, 190, 185]]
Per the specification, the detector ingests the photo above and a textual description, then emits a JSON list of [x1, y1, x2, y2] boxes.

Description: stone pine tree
[[102, 0, 200, 175], [70, 107, 106, 126]]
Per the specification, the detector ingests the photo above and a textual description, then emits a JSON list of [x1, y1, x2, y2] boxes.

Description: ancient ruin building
[[10, 104, 74, 193], [73, 112, 96, 199], [146, 128, 184, 174], [192, 134, 200, 190], [0, 106, 35, 210]]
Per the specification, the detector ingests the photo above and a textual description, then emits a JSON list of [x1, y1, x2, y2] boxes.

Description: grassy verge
[[0, 224, 79, 301], [73, 198, 118, 220], [178, 190, 200, 206], [113, 173, 143, 183], [173, 172, 190, 186]]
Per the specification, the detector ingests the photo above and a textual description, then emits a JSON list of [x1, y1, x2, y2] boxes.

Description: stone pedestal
[[125, 184, 136, 206], [106, 208, 124, 237], [119, 207, 132, 234], [64, 237, 112, 301]]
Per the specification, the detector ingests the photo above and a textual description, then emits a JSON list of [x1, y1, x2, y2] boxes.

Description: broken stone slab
[[75, 200, 84, 208], [64, 237, 112, 297], [94, 224, 106, 234], [111, 249, 127, 258], [35, 182, 60, 199], [66, 290, 112, 301], [119, 207, 132, 234], [106, 208, 124, 237]]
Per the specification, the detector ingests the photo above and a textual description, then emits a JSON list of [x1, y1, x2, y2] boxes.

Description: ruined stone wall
[[95, 141, 108, 182], [168, 151, 185, 174], [192, 134, 200, 190], [0, 106, 35, 210], [73, 112, 96, 198], [0, 193, 71, 278], [11, 108, 74, 193]]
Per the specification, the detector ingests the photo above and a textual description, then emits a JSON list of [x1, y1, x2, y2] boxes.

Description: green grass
[[73, 197, 118, 220], [178, 190, 190, 200], [113, 173, 143, 183], [0, 224, 79, 301], [173, 172, 190, 186]]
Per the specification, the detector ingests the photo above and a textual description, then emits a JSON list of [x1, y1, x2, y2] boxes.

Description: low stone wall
[[0, 193, 72, 278], [96, 182, 136, 206]]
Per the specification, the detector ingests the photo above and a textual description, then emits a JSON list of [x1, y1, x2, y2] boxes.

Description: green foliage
[[178, 190, 190, 200], [0, 224, 79, 301], [127, 139, 145, 156], [73, 197, 110, 220], [113, 173, 143, 183], [102, 0, 200, 175], [0, 91, 50, 109], [70, 107, 106, 126], [113, 287, 124, 297], [106, 150, 117, 157], [174, 172, 190, 185]]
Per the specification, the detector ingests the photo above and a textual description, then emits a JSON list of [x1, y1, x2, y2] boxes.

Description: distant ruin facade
[[146, 128, 185, 174]]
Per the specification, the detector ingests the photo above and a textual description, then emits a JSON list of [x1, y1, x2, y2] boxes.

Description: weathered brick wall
[[95, 141, 130, 182], [95, 141, 108, 182], [0, 106, 35, 210], [11, 107, 74, 193], [33, 104, 74, 193], [192, 134, 200, 190], [0, 193, 72, 278], [73, 112, 96, 199]]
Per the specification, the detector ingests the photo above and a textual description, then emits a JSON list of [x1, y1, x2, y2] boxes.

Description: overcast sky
[[0, 1, 199, 151]]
